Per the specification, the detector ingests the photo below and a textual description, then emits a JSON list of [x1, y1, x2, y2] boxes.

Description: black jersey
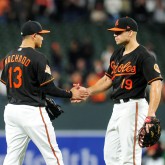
[[105, 45, 163, 100], [0, 47, 54, 106]]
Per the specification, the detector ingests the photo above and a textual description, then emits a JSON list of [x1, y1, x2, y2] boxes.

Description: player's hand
[[70, 86, 89, 101], [145, 123, 154, 133], [145, 113, 156, 133], [73, 83, 80, 89], [70, 98, 82, 103], [70, 84, 89, 103]]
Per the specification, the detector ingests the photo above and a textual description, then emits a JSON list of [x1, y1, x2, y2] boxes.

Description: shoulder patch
[[45, 65, 51, 74], [154, 64, 160, 73]]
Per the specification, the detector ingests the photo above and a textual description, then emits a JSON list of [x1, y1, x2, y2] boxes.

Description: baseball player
[[73, 17, 163, 165], [0, 20, 87, 165]]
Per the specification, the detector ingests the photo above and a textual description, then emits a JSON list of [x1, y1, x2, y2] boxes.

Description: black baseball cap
[[21, 20, 50, 36], [108, 17, 138, 32]]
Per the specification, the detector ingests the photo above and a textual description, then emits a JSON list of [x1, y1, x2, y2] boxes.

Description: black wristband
[[63, 89, 72, 98]]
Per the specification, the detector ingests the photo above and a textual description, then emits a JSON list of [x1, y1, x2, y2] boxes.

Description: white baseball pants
[[3, 104, 64, 165], [104, 99, 148, 165]]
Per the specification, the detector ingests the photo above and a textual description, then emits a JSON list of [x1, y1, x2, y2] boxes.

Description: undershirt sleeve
[[40, 81, 72, 98]]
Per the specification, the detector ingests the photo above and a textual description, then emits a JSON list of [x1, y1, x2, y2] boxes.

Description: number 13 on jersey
[[121, 78, 133, 90], [8, 66, 22, 88]]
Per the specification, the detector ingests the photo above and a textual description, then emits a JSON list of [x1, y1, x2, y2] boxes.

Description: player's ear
[[128, 30, 134, 37], [128, 30, 135, 37], [32, 34, 36, 39]]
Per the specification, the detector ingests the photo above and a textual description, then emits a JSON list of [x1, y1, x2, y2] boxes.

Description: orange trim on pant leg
[[133, 102, 138, 165], [39, 107, 60, 165]]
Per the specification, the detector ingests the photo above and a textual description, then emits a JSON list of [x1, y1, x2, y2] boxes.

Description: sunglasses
[[114, 31, 125, 36], [33, 33, 43, 37]]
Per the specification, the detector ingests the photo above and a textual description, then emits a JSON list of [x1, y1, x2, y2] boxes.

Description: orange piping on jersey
[[115, 73, 136, 76], [39, 107, 61, 165], [133, 102, 138, 165], [148, 77, 162, 85], [110, 73, 136, 81], [111, 75, 115, 81], [40, 78, 54, 86], [0, 79, 6, 85]]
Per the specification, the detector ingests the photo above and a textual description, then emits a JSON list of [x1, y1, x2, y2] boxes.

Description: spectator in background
[[80, 37, 94, 70], [50, 41, 63, 72], [153, 0, 165, 24], [8, 0, 33, 24], [0, 59, 4, 70], [93, 59, 105, 78], [90, 1, 107, 24], [66, 71, 84, 96], [0, 0, 10, 24], [101, 44, 114, 71], [120, 0, 132, 17], [145, 42, 157, 60], [86, 72, 107, 103], [70, 71, 83, 85], [62, 0, 88, 22], [142, 142, 165, 165], [51, 70, 64, 104], [33, 0, 55, 23], [131, 0, 149, 23], [86, 59, 107, 103], [75, 58, 88, 83], [67, 59, 88, 90], [104, 0, 122, 23], [0, 59, 6, 96], [145, 0, 157, 21], [67, 39, 82, 73], [50, 0, 64, 22]]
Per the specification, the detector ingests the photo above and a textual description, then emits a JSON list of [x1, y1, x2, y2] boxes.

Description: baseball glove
[[138, 116, 161, 148], [45, 98, 64, 120]]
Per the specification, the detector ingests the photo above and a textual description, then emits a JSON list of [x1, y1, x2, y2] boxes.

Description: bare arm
[[87, 75, 112, 95], [148, 80, 162, 116]]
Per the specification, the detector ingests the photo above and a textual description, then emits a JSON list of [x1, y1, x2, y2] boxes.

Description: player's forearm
[[148, 80, 162, 116], [41, 81, 72, 98], [87, 75, 112, 95]]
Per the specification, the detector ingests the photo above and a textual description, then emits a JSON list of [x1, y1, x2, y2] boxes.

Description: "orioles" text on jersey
[[110, 61, 136, 75]]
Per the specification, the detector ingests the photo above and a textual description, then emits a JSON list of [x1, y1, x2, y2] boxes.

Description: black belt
[[113, 98, 130, 104]]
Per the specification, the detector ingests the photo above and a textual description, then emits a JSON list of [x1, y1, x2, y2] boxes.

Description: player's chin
[[116, 41, 125, 45], [36, 44, 42, 48], [115, 41, 121, 45]]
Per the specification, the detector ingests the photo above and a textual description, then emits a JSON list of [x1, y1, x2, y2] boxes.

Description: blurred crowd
[[0, 0, 165, 24], [1, 38, 165, 105], [47, 38, 113, 103]]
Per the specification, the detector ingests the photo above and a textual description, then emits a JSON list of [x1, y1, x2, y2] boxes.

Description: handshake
[[70, 84, 90, 103]]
